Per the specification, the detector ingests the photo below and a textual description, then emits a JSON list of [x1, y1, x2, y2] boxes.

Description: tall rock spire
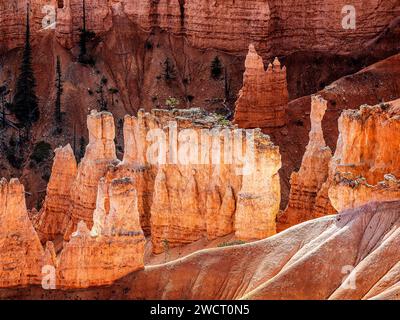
[[64, 110, 118, 240], [35, 144, 78, 244], [234, 44, 289, 129], [278, 95, 332, 230]]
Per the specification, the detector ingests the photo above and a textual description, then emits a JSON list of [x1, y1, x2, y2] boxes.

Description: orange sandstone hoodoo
[[34, 109, 281, 255], [279, 98, 400, 231], [278, 95, 333, 230]]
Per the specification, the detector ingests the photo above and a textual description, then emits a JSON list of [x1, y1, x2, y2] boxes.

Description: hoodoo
[[278, 95, 333, 230], [234, 44, 289, 129], [327, 99, 400, 212], [0, 179, 44, 287], [58, 178, 145, 289], [35, 144, 77, 244], [64, 111, 118, 240]]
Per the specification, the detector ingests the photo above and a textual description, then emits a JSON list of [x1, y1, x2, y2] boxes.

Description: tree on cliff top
[[12, 5, 39, 127]]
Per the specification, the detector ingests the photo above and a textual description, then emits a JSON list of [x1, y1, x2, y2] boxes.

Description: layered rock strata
[[2, 0, 399, 55], [278, 95, 332, 230], [279, 98, 400, 231], [55, 0, 112, 49], [34, 108, 280, 255], [234, 44, 288, 129]]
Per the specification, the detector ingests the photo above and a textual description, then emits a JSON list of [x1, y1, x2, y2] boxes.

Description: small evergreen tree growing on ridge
[[12, 5, 40, 128], [55, 56, 63, 132]]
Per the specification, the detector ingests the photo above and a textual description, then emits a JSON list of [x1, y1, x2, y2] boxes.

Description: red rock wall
[[1, 0, 399, 54]]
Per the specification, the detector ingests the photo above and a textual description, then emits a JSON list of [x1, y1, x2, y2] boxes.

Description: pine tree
[[162, 58, 176, 81], [211, 56, 223, 80], [78, 136, 86, 160], [108, 87, 119, 107], [78, 0, 95, 65], [55, 56, 63, 130], [0, 84, 10, 128], [96, 76, 108, 111], [78, 0, 87, 63], [13, 5, 39, 127]]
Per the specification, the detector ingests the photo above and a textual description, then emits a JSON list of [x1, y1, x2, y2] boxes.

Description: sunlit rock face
[[0, 179, 44, 288], [35, 144, 77, 244], [57, 177, 145, 289], [31, 108, 280, 257], [235, 131, 281, 240], [278, 95, 332, 230], [327, 99, 400, 212], [234, 44, 288, 129], [64, 110, 118, 241], [126, 108, 281, 253], [279, 98, 400, 231], [104, 114, 156, 236]]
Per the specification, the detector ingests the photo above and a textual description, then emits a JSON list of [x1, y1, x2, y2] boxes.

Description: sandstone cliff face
[[107, 113, 155, 235], [235, 130, 281, 240], [278, 95, 332, 230], [55, 0, 112, 49], [0, 0, 55, 52], [327, 100, 400, 212], [127, 108, 281, 253], [35, 144, 77, 244], [234, 44, 288, 129], [32, 108, 280, 257], [0, 178, 44, 287], [2, 0, 399, 54], [150, 167, 207, 253], [64, 110, 118, 240], [329, 173, 400, 213], [277, 53, 400, 209], [58, 177, 145, 289]]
